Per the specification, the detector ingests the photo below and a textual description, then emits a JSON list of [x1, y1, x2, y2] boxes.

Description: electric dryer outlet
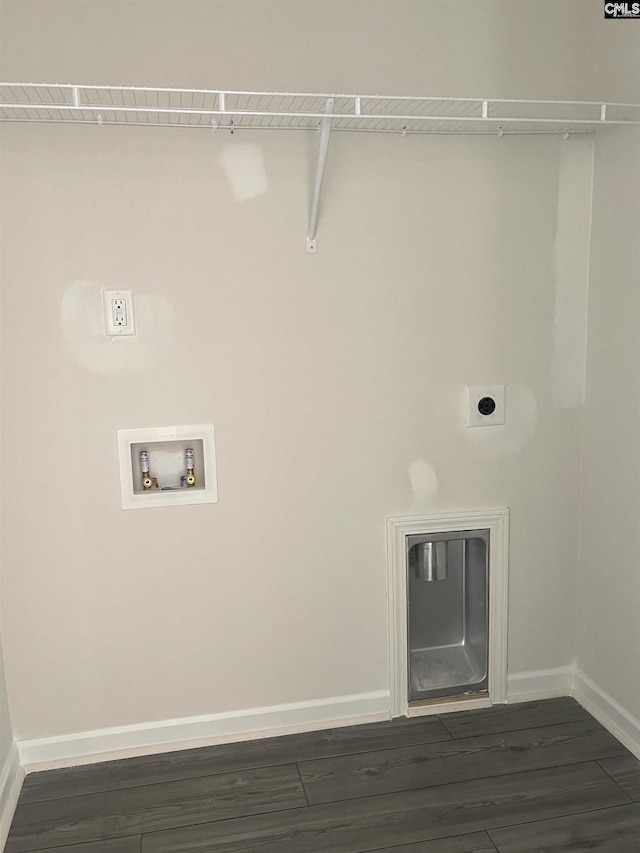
[[466, 385, 506, 427]]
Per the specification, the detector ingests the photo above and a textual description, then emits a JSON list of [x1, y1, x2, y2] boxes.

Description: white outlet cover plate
[[104, 289, 136, 336], [466, 385, 506, 427]]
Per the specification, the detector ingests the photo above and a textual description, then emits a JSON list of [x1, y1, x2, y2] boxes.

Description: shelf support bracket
[[306, 98, 334, 253]]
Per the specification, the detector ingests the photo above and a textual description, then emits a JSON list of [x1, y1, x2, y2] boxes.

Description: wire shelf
[[2, 83, 639, 135]]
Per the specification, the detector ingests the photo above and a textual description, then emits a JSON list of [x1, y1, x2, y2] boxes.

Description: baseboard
[[507, 665, 640, 760], [0, 742, 24, 851], [18, 690, 390, 771], [507, 666, 575, 703], [13, 670, 640, 778], [573, 668, 640, 760]]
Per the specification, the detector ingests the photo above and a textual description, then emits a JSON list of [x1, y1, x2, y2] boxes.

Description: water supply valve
[[185, 447, 195, 487], [139, 450, 153, 490]]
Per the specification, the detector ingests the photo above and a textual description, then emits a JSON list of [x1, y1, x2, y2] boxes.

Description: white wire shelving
[[2, 83, 639, 249], [2, 83, 640, 134]]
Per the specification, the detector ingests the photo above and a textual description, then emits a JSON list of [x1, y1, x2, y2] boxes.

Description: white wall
[[0, 0, 18, 793], [0, 0, 600, 99], [0, 635, 17, 847], [574, 16, 640, 730], [0, 638, 13, 771], [576, 126, 640, 719], [0, 0, 626, 745]]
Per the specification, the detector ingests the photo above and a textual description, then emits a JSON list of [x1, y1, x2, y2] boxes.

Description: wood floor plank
[[13, 838, 141, 853], [19, 716, 450, 803], [140, 761, 628, 853], [439, 697, 591, 739], [369, 833, 497, 852], [599, 753, 640, 800], [488, 802, 640, 851], [6, 765, 305, 853], [299, 719, 625, 804]]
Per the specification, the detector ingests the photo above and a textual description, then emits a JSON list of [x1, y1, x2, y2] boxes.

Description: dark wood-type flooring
[[7, 697, 640, 852]]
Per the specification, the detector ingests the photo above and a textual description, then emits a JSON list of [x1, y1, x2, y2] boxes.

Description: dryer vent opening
[[407, 530, 489, 703]]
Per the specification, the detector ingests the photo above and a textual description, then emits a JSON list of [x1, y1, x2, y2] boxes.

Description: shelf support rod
[[306, 97, 334, 253]]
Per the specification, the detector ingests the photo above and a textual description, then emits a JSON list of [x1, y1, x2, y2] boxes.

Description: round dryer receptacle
[[478, 396, 496, 416]]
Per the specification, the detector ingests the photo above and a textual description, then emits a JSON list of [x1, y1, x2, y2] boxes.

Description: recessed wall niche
[[117, 425, 218, 509]]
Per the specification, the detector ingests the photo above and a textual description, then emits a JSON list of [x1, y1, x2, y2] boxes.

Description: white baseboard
[[14, 667, 640, 779], [0, 742, 24, 852], [507, 666, 575, 703], [573, 668, 640, 760], [19, 690, 390, 771], [507, 665, 640, 760]]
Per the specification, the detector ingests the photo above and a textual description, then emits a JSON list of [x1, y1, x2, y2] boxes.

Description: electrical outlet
[[112, 298, 127, 326], [103, 290, 135, 336], [466, 385, 506, 427]]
